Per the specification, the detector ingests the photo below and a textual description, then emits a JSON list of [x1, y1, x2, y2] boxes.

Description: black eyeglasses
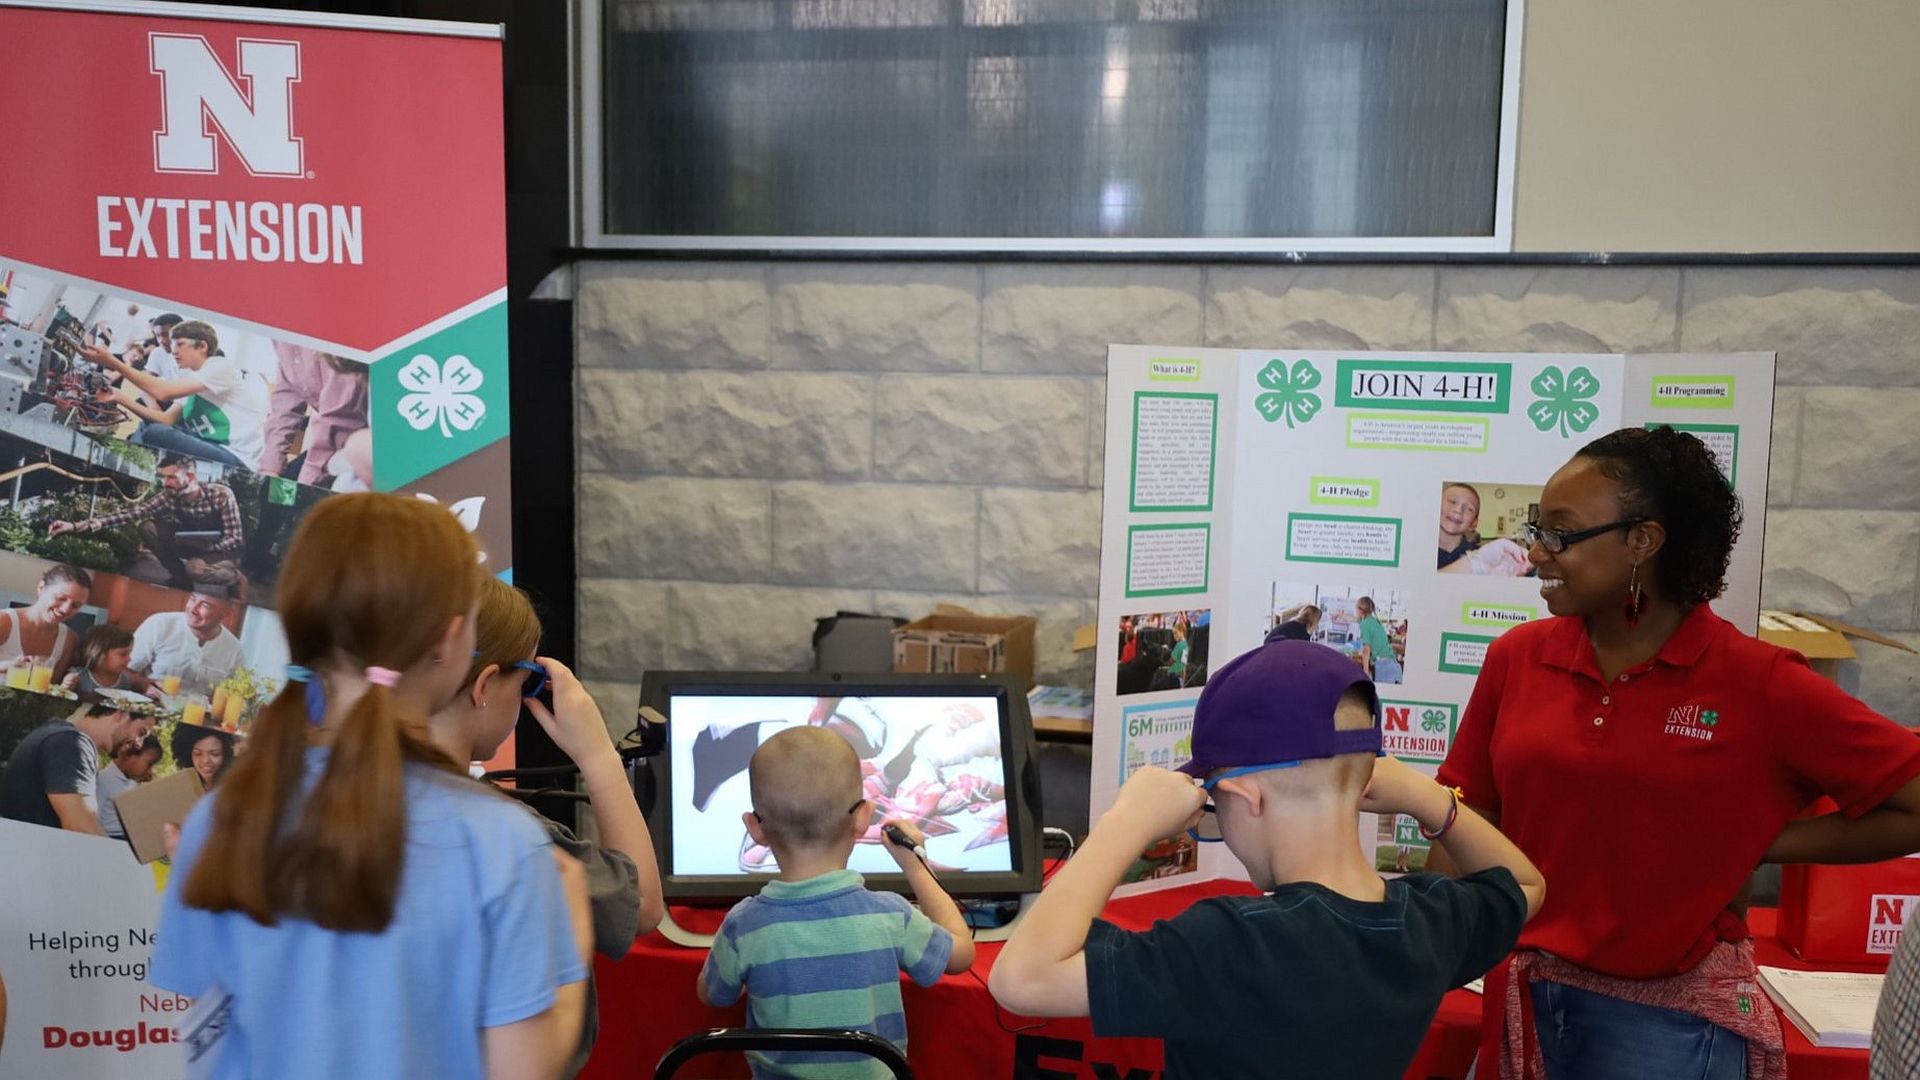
[[1523, 518, 1645, 555]]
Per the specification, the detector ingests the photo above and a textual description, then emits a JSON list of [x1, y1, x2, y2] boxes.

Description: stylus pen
[[883, 824, 932, 873]]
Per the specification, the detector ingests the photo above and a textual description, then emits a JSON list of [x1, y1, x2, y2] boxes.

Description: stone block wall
[[573, 262, 1920, 728]]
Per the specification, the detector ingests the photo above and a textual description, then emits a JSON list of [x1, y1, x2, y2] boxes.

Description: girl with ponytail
[[151, 493, 591, 1080], [426, 577, 665, 1080]]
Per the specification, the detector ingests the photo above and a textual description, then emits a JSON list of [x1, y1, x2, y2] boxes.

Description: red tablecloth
[[579, 885, 1868, 1080]]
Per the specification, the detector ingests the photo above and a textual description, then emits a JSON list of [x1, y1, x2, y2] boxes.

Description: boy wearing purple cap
[[990, 640, 1544, 1078]]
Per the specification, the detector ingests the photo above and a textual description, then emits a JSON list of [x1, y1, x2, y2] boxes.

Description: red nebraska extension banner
[[0, 3, 508, 1076]]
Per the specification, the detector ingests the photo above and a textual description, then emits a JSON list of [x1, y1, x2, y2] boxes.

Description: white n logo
[[150, 34, 303, 178]]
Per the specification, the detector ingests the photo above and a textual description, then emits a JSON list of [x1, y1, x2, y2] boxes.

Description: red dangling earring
[[1622, 563, 1644, 629]]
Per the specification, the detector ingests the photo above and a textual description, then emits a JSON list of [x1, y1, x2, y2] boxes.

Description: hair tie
[[364, 666, 401, 688], [284, 665, 326, 725]]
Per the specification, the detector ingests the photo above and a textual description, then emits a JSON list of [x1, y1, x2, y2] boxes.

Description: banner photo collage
[[1093, 347, 1776, 893], [0, 3, 510, 1074]]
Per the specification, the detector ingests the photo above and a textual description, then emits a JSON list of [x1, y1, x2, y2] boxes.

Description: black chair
[[654, 1028, 913, 1080]]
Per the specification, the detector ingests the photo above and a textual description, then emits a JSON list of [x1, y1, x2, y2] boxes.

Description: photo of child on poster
[[1116, 609, 1210, 696], [0, 262, 372, 490], [1436, 480, 1544, 576], [1269, 583, 1408, 685], [0, 683, 249, 849]]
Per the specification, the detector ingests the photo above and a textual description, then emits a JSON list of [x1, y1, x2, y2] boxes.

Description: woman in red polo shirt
[[1436, 426, 1920, 1080]]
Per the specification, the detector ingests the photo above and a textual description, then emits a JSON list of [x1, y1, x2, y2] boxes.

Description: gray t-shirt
[[95, 761, 139, 838], [539, 816, 641, 1080], [0, 720, 98, 829]]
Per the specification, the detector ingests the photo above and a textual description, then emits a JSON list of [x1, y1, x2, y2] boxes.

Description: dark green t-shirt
[[0, 720, 95, 829], [1086, 868, 1525, 1079]]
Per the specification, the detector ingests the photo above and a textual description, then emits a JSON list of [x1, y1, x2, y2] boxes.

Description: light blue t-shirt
[[150, 748, 586, 1080]]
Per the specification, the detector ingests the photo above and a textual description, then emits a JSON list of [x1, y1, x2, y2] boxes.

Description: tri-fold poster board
[[1092, 346, 1776, 891]]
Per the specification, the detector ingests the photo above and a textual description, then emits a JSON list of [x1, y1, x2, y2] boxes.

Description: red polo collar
[[1540, 602, 1721, 681]]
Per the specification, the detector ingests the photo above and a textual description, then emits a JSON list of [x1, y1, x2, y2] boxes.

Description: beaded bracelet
[[1418, 785, 1463, 841]]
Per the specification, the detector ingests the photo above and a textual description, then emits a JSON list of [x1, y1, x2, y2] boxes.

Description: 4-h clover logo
[[1526, 365, 1601, 438], [397, 353, 487, 439], [1254, 358, 1322, 428], [1701, 710, 1720, 728], [1420, 708, 1450, 734]]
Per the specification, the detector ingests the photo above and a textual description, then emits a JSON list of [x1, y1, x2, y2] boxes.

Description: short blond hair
[[1231, 688, 1378, 803], [749, 727, 863, 849]]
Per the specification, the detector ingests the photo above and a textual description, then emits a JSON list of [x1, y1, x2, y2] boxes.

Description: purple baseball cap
[[1176, 640, 1382, 778]]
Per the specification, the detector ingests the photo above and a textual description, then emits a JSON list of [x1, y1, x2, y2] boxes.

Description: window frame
[[571, 0, 1524, 255]]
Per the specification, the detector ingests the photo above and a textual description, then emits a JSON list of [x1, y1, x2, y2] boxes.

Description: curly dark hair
[[1575, 426, 1743, 606]]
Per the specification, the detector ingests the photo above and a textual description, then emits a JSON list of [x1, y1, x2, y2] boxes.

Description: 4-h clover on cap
[[1526, 364, 1601, 438], [397, 353, 488, 439], [1254, 358, 1322, 428]]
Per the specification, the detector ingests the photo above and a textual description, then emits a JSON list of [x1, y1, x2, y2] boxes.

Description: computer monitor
[[639, 671, 1041, 901]]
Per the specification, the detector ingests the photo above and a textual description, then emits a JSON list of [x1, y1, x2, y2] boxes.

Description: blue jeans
[[132, 422, 245, 468], [1531, 980, 1746, 1080]]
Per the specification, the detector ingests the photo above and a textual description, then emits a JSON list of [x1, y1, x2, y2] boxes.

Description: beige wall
[[573, 261, 1920, 730], [1515, 0, 1920, 252]]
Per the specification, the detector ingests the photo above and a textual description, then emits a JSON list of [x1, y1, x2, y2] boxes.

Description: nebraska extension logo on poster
[[150, 34, 304, 177], [1869, 894, 1920, 954], [0, 4, 508, 355], [1380, 700, 1458, 761]]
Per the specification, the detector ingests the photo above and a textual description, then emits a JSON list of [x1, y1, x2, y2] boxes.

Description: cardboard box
[[892, 604, 1037, 689], [114, 768, 203, 865], [1757, 611, 1916, 680]]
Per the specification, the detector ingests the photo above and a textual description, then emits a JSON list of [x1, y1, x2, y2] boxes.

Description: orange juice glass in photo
[[5, 660, 30, 689], [221, 690, 244, 728], [29, 661, 53, 692], [211, 686, 228, 717], [160, 673, 183, 697], [182, 697, 207, 727]]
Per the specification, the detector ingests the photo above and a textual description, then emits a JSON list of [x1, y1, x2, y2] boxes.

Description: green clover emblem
[[1420, 708, 1450, 734], [1701, 710, 1719, 727], [1254, 358, 1323, 428], [1526, 365, 1601, 438]]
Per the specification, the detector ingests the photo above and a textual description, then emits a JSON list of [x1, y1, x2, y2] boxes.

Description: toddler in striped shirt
[[698, 726, 976, 1078]]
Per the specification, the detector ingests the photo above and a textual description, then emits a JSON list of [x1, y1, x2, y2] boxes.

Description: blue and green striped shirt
[[701, 869, 954, 1079]]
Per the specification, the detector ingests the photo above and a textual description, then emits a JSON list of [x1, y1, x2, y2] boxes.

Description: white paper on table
[[1756, 965, 1884, 1049]]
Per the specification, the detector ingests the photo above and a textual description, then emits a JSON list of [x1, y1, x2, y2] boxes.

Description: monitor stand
[[656, 892, 1037, 950], [656, 909, 721, 950], [965, 891, 1035, 943]]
